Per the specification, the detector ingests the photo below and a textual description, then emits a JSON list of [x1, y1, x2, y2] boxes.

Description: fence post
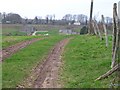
[[101, 15, 108, 47], [92, 20, 97, 35], [111, 3, 120, 88], [111, 3, 117, 68], [89, 0, 94, 34], [94, 20, 103, 40]]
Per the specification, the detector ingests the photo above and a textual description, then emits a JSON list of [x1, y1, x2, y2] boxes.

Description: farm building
[[74, 21, 81, 26]]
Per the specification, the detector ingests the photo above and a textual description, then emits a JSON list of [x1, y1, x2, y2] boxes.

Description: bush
[[80, 26, 88, 35]]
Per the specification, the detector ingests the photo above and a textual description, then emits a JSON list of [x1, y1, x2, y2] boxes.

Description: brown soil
[[18, 38, 71, 88], [0, 38, 43, 62]]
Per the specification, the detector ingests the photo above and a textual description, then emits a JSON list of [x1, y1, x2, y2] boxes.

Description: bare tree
[[34, 16, 38, 24], [2, 13, 22, 24], [53, 14, 55, 20], [63, 14, 72, 21], [73, 14, 77, 21], [0, 13, 2, 23], [77, 14, 87, 25], [2, 12, 6, 23], [46, 15, 49, 24]]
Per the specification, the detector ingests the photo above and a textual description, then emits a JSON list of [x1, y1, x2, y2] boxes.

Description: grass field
[[2, 24, 61, 49], [2, 24, 26, 36], [2, 28, 26, 36], [2, 35, 68, 88], [1, 24, 115, 88], [60, 35, 114, 88], [2, 36, 43, 49], [2, 24, 81, 36]]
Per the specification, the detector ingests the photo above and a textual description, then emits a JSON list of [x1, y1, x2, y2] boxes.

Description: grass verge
[[60, 35, 114, 88]]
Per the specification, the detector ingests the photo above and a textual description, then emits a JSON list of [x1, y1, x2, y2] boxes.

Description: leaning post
[[111, 3, 117, 68], [101, 15, 108, 47], [118, 1, 120, 88]]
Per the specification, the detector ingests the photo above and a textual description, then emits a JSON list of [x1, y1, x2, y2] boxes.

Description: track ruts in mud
[[20, 38, 71, 88]]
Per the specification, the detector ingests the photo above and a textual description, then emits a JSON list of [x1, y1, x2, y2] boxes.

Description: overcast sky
[[0, 0, 120, 19]]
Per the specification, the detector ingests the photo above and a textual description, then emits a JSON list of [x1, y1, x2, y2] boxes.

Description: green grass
[[48, 28, 59, 35], [2, 36, 43, 49], [36, 31, 48, 35], [0, 63, 2, 90], [2, 24, 60, 49], [2, 24, 26, 36], [2, 24, 24, 35], [60, 35, 114, 88], [2, 35, 68, 88], [2, 28, 26, 36]]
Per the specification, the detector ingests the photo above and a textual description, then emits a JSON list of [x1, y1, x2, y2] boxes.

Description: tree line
[[0, 12, 113, 26]]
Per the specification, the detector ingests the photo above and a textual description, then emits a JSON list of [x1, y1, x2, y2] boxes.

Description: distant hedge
[[80, 26, 88, 35]]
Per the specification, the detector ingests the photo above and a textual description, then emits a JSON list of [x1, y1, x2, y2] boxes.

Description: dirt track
[[19, 38, 71, 88], [0, 38, 43, 62]]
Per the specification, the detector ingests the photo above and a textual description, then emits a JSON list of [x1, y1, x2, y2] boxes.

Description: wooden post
[[111, 3, 120, 68], [111, 3, 120, 88], [118, 3, 120, 60], [118, 20, 120, 89], [118, 1, 120, 19], [92, 20, 97, 35], [111, 3, 117, 68], [101, 15, 108, 47], [95, 4, 120, 86], [118, 1, 120, 88], [94, 20, 103, 40], [89, 0, 94, 34], [118, 21, 120, 88]]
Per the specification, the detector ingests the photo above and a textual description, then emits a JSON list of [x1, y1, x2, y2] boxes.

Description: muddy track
[[0, 38, 43, 62], [19, 38, 71, 88]]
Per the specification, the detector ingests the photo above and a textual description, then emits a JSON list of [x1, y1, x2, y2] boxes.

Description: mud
[[19, 38, 71, 88]]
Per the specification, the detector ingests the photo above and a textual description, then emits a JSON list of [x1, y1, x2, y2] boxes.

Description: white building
[[73, 21, 81, 26]]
